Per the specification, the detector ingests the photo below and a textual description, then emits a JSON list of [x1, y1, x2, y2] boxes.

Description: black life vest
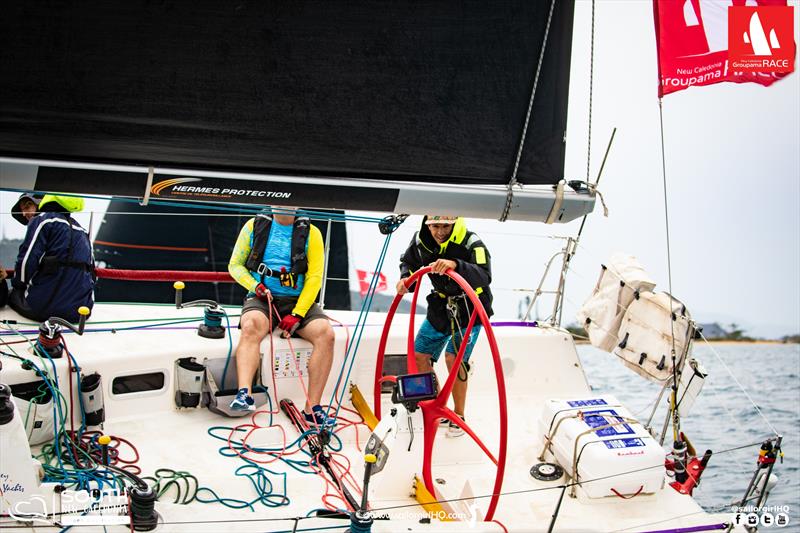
[[244, 214, 310, 280]]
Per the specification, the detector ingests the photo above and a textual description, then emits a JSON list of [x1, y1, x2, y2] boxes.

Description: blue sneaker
[[229, 388, 255, 411], [303, 405, 336, 427]]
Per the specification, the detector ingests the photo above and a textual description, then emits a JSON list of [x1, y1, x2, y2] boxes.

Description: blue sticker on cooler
[[582, 409, 634, 436], [567, 398, 608, 407], [603, 438, 645, 449]]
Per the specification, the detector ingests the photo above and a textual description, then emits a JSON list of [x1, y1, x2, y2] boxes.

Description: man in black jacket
[[396, 215, 492, 437]]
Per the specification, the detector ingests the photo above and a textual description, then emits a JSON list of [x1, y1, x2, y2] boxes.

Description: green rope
[[142, 468, 200, 504]]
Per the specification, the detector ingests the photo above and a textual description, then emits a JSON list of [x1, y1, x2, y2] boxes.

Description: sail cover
[[0, 2, 574, 192]]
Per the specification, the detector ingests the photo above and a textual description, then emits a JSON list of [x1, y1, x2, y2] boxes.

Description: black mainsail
[[0, 1, 591, 222]]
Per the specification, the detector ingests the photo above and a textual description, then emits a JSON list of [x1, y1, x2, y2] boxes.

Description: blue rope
[[325, 232, 393, 421], [219, 309, 234, 391], [37, 343, 73, 471], [21, 346, 124, 491], [66, 350, 88, 433], [194, 464, 290, 511], [268, 524, 350, 533]]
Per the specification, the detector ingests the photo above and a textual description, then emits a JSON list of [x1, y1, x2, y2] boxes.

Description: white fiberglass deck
[[0, 303, 737, 532]]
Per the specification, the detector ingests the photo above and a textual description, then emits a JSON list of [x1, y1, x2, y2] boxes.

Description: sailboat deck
[[0, 303, 737, 531]]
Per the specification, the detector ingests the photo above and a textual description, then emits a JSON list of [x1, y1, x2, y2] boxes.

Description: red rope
[[611, 485, 644, 499], [96, 268, 234, 282]]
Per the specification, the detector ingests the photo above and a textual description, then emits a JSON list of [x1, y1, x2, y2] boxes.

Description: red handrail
[[2, 267, 234, 283], [95, 268, 234, 282]]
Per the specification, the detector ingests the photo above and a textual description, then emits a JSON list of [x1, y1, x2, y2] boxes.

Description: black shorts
[[241, 296, 327, 331]]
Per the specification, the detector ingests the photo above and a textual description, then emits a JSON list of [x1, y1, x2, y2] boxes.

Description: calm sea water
[[577, 343, 800, 531]]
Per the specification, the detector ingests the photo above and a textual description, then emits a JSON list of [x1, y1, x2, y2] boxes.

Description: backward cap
[[425, 215, 458, 225], [11, 193, 42, 226]]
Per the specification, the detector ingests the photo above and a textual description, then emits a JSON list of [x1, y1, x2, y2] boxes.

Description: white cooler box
[[538, 395, 665, 498]]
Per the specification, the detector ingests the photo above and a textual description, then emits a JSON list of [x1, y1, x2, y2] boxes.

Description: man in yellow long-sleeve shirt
[[228, 208, 335, 425]]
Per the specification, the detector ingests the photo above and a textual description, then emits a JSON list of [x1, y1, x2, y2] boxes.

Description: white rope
[[545, 179, 566, 224], [587, 183, 608, 217], [140, 166, 154, 206]]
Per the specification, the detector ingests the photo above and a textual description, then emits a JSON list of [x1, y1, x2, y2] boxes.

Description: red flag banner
[[356, 269, 388, 297], [653, 0, 795, 96]]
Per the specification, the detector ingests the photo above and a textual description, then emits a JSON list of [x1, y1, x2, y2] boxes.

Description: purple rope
[[0, 320, 539, 337], [490, 321, 538, 327], [640, 523, 728, 533]]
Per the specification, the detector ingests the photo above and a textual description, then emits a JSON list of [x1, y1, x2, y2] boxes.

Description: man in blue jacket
[[9, 195, 95, 323]]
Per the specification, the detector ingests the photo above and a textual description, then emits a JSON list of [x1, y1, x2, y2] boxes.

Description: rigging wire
[[657, 97, 681, 443], [696, 330, 781, 437], [325, 230, 395, 422], [500, 0, 557, 222], [586, 0, 596, 184]]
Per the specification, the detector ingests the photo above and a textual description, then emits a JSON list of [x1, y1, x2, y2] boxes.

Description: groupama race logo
[[728, 5, 795, 72]]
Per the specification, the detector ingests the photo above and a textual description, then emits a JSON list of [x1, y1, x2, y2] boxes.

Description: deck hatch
[[111, 372, 166, 395]]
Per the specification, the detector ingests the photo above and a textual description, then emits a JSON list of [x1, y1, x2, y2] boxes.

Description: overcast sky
[[351, 0, 800, 339], [1, 1, 798, 338]]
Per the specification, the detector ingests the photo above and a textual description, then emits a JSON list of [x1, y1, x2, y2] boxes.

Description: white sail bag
[[576, 254, 656, 352]]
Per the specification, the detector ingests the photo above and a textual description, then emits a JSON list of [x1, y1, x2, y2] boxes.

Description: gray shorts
[[241, 296, 327, 331]]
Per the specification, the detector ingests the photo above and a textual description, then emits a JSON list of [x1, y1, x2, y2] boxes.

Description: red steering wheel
[[373, 266, 508, 521]]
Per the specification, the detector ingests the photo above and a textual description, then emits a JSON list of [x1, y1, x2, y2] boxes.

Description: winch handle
[[44, 306, 91, 336], [173, 281, 220, 310]]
